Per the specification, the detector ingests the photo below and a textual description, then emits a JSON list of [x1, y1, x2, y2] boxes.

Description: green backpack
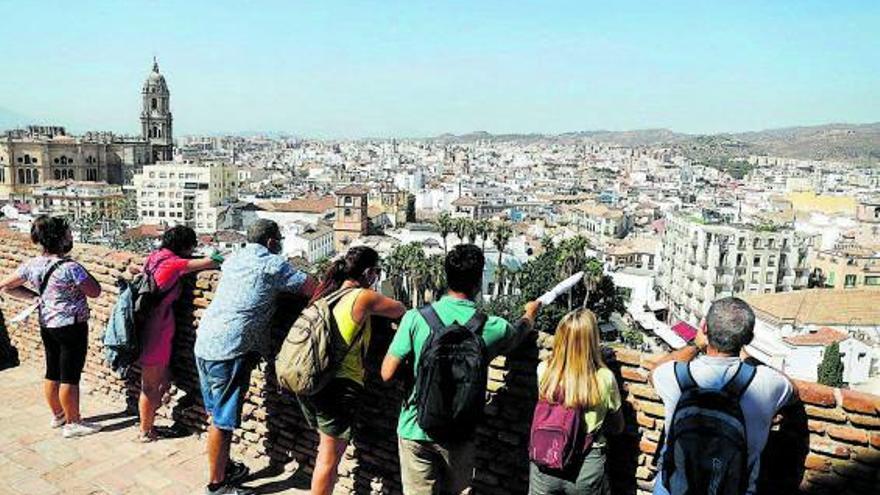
[[275, 287, 360, 396]]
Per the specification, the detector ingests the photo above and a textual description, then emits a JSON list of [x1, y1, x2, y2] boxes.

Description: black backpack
[[662, 361, 757, 495], [413, 304, 489, 442]]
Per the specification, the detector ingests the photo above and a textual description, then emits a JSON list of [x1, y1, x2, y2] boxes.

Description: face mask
[[61, 238, 73, 254], [268, 239, 282, 255]]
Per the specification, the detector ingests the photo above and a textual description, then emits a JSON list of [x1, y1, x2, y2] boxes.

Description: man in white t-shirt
[[650, 297, 799, 495]]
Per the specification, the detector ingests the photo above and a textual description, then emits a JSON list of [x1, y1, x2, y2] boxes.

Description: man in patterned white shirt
[[194, 219, 316, 495]]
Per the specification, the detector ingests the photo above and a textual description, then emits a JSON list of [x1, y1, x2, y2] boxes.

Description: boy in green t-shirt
[[381, 244, 541, 494]]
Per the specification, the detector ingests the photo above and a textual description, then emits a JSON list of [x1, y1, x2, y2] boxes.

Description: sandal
[[136, 429, 158, 443]]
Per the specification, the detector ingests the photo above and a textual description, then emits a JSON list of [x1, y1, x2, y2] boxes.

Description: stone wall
[[1, 228, 878, 494]]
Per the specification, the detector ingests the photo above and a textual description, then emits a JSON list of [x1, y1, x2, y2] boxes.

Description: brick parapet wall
[[1, 229, 878, 494]]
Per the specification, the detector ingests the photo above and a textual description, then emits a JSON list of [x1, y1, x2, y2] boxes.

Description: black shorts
[[40, 322, 89, 385]]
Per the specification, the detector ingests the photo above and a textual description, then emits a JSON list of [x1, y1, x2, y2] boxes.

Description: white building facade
[[133, 161, 237, 234]]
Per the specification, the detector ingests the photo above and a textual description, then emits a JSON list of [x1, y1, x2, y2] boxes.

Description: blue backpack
[[662, 361, 756, 495]]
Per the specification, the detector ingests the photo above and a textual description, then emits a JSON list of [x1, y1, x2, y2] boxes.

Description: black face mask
[[60, 238, 73, 254], [268, 239, 282, 254]]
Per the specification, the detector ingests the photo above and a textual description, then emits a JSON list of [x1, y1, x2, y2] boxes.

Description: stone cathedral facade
[[0, 59, 175, 199]]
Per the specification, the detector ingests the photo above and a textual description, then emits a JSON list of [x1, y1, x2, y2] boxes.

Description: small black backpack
[[413, 304, 489, 442], [662, 361, 757, 495]]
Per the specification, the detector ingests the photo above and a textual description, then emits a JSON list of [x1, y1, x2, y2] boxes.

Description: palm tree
[[453, 218, 469, 247], [464, 219, 478, 245], [556, 236, 589, 310], [425, 254, 446, 302], [476, 219, 491, 251], [581, 257, 604, 309], [436, 212, 453, 253], [491, 221, 513, 296]]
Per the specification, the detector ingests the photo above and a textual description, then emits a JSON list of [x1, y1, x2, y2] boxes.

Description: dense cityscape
[[2, 59, 878, 398]]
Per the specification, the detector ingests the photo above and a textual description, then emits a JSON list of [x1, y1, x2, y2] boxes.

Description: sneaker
[[62, 421, 103, 438], [206, 483, 254, 495], [224, 460, 251, 486], [49, 412, 66, 429]]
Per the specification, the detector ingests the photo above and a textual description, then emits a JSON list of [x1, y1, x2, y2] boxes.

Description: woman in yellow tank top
[[298, 246, 406, 495]]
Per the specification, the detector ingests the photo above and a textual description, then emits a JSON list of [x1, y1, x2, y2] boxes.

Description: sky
[[0, 1, 878, 138]]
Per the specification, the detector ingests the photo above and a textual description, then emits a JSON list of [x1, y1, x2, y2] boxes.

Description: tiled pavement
[[0, 364, 310, 495]]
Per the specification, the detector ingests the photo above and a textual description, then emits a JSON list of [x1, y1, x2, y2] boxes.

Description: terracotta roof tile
[[783, 327, 849, 346]]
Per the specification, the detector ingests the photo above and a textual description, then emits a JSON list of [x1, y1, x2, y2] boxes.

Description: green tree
[[475, 219, 491, 251], [491, 221, 513, 296], [453, 218, 470, 246], [436, 212, 453, 253], [817, 342, 845, 388]]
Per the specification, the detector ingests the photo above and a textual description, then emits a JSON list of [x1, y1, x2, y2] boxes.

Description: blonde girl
[[529, 309, 624, 495]]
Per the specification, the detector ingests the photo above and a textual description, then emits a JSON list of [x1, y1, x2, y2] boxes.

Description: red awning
[[671, 321, 698, 342]]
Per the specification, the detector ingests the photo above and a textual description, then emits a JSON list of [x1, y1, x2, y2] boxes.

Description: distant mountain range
[[433, 123, 880, 162]]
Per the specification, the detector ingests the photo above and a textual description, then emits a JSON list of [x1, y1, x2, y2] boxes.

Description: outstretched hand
[[523, 300, 542, 321]]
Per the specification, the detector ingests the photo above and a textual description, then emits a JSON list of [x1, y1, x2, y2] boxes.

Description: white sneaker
[[50, 413, 66, 429], [62, 421, 102, 438]]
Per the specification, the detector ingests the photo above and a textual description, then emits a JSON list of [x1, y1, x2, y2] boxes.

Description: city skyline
[[1, 1, 878, 138]]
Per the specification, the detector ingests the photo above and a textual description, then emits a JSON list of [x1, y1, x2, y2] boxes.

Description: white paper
[[9, 301, 39, 324], [537, 271, 584, 306]]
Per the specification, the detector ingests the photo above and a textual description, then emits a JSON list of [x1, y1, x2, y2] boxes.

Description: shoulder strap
[[463, 311, 487, 336], [673, 361, 698, 393], [722, 362, 757, 399], [40, 259, 69, 296], [323, 286, 356, 307], [418, 304, 445, 334]]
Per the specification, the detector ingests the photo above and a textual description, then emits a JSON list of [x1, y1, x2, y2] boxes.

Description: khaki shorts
[[398, 437, 476, 495]]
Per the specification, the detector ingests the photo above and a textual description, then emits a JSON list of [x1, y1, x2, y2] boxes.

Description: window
[[151, 98, 157, 110], [750, 270, 759, 284], [753, 238, 761, 249], [344, 208, 352, 217], [845, 274, 857, 288], [768, 255, 776, 267], [767, 238, 776, 249], [866, 276, 880, 286], [753, 255, 761, 266], [54, 170, 61, 180], [765, 272, 774, 284], [344, 196, 352, 205]]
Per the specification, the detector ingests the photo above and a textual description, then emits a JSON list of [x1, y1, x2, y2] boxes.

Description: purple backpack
[[529, 398, 594, 470]]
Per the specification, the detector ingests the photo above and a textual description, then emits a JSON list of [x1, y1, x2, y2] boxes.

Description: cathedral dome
[[142, 58, 168, 94]]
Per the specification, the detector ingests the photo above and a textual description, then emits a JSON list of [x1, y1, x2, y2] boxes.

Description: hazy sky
[[1, 1, 878, 138]]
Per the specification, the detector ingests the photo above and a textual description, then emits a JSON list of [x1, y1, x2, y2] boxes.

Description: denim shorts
[[196, 354, 256, 431]]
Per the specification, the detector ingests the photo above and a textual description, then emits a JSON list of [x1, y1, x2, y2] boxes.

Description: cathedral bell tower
[[141, 57, 173, 162]]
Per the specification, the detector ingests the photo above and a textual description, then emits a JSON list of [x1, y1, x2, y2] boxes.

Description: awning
[[647, 300, 668, 312]]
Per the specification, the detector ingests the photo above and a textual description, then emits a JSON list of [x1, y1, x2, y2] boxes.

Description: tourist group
[[0, 215, 798, 495]]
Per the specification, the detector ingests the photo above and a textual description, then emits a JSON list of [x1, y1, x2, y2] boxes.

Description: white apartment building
[[24, 181, 125, 221], [282, 221, 335, 263], [657, 212, 810, 325], [133, 161, 237, 234]]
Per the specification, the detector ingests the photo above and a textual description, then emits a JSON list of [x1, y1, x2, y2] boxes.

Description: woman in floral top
[[0, 216, 103, 438]]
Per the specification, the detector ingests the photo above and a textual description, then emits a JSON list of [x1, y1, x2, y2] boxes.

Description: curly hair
[[30, 215, 71, 255], [445, 244, 484, 295], [161, 225, 198, 256]]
